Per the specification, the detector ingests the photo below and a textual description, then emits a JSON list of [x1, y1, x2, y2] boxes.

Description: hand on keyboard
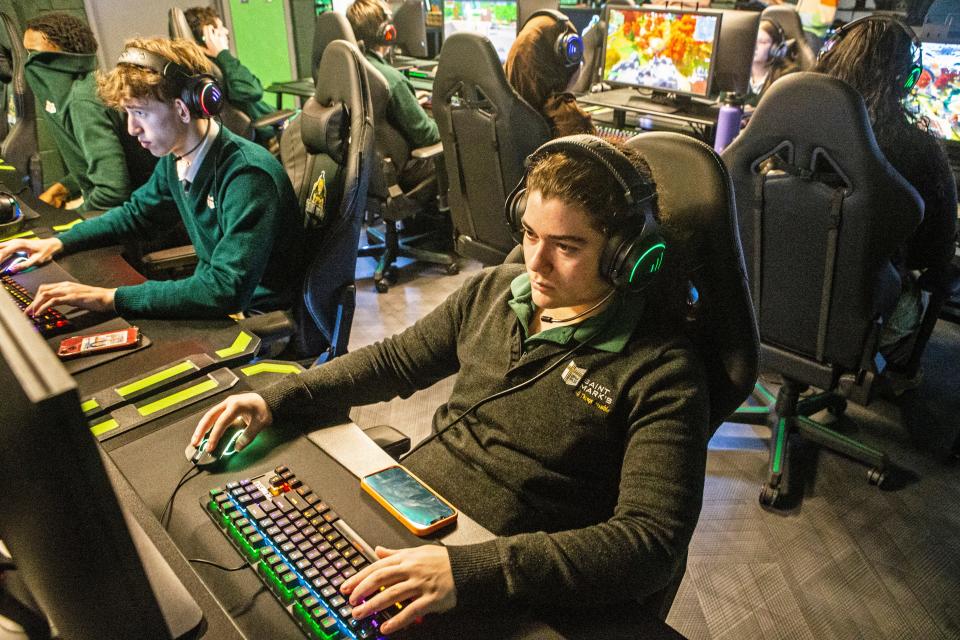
[[341, 544, 456, 635], [24, 280, 116, 316]]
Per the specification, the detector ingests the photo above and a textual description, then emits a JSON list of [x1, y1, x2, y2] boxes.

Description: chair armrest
[[140, 244, 198, 270], [411, 142, 443, 160], [361, 425, 411, 460], [251, 109, 297, 130], [917, 262, 960, 296], [236, 309, 296, 343]]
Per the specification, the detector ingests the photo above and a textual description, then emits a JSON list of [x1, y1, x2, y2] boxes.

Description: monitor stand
[[625, 90, 692, 114]]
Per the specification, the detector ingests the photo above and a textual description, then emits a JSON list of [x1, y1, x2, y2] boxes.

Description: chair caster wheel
[[759, 484, 781, 507], [374, 279, 390, 293], [445, 262, 459, 275], [867, 467, 886, 487], [828, 399, 848, 416]]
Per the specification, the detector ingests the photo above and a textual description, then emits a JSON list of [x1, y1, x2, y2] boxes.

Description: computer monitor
[[517, 0, 556, 31], [0, 294, 202, 639], [601, 6, 722, 106], [908, 40, 960, 142], [443, 0, 518, 62], [712, 9, 760, 97], [331, 0, 352, 14], [393, 0, 431, 57]]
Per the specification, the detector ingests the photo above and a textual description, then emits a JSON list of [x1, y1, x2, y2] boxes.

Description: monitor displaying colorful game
[[443, 0, 517, 62], [909, 41, 960, 142], [602, 6, 721, 98]]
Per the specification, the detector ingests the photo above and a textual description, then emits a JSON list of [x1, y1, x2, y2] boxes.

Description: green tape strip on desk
[[240, 361, 304, 376], [0, 229, 34, 243], [52, 218, 84, 233], [117, 360, 199, 398], [215, 330, 257, 360]]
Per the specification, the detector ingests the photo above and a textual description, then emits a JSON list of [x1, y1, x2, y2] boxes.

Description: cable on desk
[[188, 558, 248, 572], [160, 464, 203, 530]]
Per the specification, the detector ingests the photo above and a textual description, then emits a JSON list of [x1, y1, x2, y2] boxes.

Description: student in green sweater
[[183, 7, 279, 149], [347, 0, 441, 200], [0, 36, 303, 319], [191, 136, 710, 632], [22, 13, 156, 212]]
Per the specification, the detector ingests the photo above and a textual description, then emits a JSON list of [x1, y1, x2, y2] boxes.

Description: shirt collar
[[176, 119, 219, 184], [507, 272, 643, 353]]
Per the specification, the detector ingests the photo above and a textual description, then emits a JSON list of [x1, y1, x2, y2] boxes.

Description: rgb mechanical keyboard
[[203, 465, 402, 639], [2, 274, 73, 337], [596, 125, 637, 145]]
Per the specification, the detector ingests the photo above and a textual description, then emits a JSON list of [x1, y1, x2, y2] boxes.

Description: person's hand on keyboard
[[341, 544, 456, 634], [192, 392, 273, 454], [24, 281, 116, 316], [0, 237, 63, 274]]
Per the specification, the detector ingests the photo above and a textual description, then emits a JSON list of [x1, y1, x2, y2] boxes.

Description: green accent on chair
[[137, 379, 219, 417], [755, 382, 777, 404], [116, 360, 198, 397], [215, 331, 254, 359], [771, 418, 787, 474], [241, 362, 303, 376]]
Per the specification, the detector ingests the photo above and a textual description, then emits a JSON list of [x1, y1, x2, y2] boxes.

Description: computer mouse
[[184, 418, 247, 467], [0, 251, 28, 274]]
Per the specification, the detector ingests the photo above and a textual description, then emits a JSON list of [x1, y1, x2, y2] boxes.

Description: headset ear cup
[[559, 33, 583, 67], [183, 75, 223, 118], [505, 186, 527, 243], [603, 213, 666, 292], [904, 64, 921, 90]]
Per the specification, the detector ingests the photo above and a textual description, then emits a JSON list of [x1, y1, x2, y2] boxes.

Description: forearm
[[215, 51, 265, 102]]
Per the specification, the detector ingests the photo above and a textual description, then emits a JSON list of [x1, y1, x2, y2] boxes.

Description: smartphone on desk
[[57, 326, 140, 359], [361, 465, 457, 536]]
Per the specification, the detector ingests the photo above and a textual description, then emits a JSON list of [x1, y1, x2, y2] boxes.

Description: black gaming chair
[[760, 5, 818, 71], [311, 11, 358, 83], [433, 32, 551, 264], [569, 12, 604, 94], [354, 56, 456, 293], [722, 72, 923, 508], [0, 12, 39, 193], [278, 39, 375, 362]]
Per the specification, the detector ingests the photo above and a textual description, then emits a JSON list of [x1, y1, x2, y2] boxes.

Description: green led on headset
[[629, 242, 666, 283]]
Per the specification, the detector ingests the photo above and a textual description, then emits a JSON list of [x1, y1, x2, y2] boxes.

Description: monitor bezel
[[600, 4, 724, 100]]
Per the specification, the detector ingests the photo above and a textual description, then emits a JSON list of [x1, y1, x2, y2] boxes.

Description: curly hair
[[97, 37, 213, 108], [25, 12, 97, 55], [815, 17, 926, 141], [184, 7, 219, 44]]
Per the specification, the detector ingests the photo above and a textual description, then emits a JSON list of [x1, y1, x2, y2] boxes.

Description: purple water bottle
[[713, 92, 743, 154]]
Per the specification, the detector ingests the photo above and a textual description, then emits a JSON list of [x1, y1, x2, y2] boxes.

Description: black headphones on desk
[[524, 9, 584, 69], [505, 135, 666, 293], [0, 194, 22, 234], [117, 47, 224, 118], [819, 14, 922, 91]]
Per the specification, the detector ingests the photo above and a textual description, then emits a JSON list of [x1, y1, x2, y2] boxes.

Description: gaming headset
[[117, 47, 224, 118], [372, 6, 398, 47], [505, 135, 666, 293], [523, 9, 584, 69], [761, 19, 789, 62], [819, 14, 922, 91]]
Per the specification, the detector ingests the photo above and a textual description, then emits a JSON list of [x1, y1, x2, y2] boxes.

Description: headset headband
[[117, 46, 223, 118], [118, 47, 191, 81], [820, 14, 922, 90], [761, 18, 786, 45]]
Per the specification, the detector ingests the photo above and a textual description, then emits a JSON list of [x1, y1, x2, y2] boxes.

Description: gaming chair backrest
[[0, 12, 37, 181], [312, 11, 358, 83]]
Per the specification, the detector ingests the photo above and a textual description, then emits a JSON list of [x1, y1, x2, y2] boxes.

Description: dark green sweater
[[259, 265, 710, 612], [58, 127, 304, 318], [212, 50, 276, 144], [365, 51, 439, 149], [24, 51, 156, 211]]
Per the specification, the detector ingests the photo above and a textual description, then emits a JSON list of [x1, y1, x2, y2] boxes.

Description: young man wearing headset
[[191, 136, 710, 632], [346, 0, 440, 199], [0, 37, 304, 319]]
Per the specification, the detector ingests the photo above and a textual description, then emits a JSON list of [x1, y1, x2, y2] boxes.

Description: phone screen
[[364, 467, 455, 527]]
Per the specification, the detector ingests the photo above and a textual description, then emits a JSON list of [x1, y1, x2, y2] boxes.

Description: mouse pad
[[49, 316, 152, 375]]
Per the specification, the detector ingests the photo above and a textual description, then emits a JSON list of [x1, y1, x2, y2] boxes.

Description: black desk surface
[[0, 170, 684, 639], [578, 87, 720, 128]]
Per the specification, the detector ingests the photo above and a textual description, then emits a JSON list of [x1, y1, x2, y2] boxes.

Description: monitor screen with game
[[0, 293, 201, 639], [909, 40, 960, 142], [602, 6, 722, 99], [443, 0, 518, 62]]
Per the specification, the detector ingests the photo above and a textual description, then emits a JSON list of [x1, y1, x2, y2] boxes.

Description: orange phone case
[[361, 465, 457, 536]]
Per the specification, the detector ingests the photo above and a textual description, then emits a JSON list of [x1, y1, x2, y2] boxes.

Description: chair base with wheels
[[733, 378, 888, 508]]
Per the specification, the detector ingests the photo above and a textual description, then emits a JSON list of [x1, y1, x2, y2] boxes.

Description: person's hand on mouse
[[0, 237, 63, 273], [192, 392, 273, 453]]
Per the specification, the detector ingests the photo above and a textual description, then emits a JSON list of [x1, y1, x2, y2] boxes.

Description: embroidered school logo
[[561, 360, 586, 386], [45, 100, 56, 114], [207, 194, 215, 209], [562, 360, 614, 414]]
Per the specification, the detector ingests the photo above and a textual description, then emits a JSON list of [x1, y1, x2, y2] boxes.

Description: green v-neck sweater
[[58, 127, 304, 318]]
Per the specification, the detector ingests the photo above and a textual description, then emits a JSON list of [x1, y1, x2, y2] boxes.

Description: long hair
[[815, 18, 925, 142]]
